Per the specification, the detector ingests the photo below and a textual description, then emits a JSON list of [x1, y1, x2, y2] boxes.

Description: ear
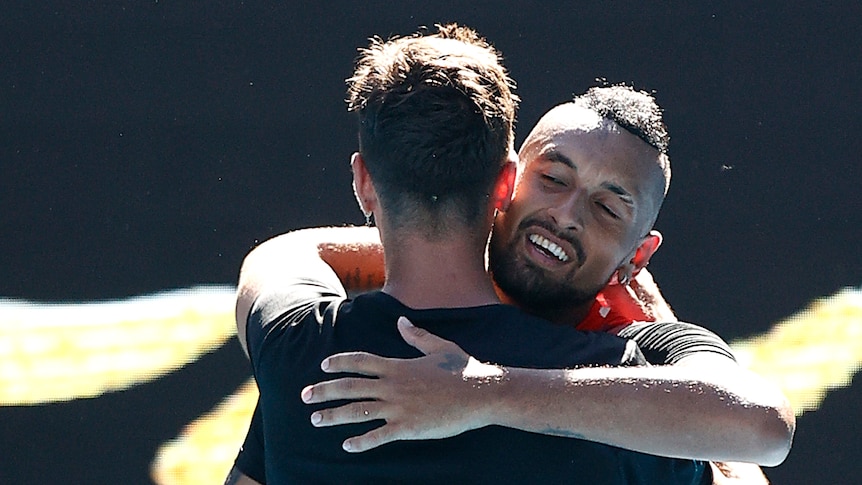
[[351, 152, 378, 216], [614, 230, 662, 285], [492, 158, 518, 212], [632, 230, 662, 273]]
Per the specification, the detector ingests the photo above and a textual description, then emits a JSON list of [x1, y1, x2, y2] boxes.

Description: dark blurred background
[[1, 2, 859, 483]]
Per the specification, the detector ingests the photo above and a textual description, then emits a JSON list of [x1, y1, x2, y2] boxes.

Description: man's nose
[[547, 190, 585, 231]]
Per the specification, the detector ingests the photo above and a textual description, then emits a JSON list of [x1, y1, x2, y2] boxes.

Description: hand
[[301, 317, 505, 452], [709, 462, 769, 485]]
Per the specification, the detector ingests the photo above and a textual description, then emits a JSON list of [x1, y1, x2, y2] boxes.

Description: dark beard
[[488, 223, 606, 322]]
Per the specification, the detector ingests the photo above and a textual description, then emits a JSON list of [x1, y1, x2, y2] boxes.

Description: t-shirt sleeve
[[233, 400, 266, 484], [620, 337, 650, 366], [614, 321, 736, 365], [245, 270, 347, 375]]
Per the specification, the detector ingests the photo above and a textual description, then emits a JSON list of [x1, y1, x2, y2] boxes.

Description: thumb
[[396, 316, 458, 356]]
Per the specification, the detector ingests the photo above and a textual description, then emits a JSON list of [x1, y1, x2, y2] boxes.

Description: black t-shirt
[[238, 272, 708, 484]]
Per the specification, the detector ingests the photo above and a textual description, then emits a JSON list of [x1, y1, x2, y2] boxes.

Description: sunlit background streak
[[0, 286, 236, 405]]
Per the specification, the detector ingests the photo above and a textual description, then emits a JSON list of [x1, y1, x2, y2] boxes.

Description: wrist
[[461, 357, 509, 428]]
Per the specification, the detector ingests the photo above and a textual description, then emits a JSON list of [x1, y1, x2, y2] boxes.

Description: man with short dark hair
[[227, 25, 709, 484]]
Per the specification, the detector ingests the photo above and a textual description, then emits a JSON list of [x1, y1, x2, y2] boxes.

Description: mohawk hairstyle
[[574, 84, 669, 154], [574, 84, 671, 196]]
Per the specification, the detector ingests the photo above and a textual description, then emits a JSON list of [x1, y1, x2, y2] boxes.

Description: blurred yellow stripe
[[0, 286, 237, 405], [732, 286, 862, 415], [151, 379, 259, 485]]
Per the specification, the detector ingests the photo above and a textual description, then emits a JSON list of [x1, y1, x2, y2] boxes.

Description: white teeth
[[528, 234, 570, 262]]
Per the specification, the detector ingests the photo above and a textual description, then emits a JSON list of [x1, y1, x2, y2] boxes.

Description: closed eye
[[597, 202, 619, 219], [540, 173, 565, 186]]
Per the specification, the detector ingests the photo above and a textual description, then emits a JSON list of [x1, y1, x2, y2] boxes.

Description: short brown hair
[[347, 24, 518, 236]]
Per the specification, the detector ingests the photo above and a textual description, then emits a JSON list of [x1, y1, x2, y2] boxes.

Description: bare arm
[[234, 225, 381, 355], [303, 318, 794, 466], [596, 277, 775, 482]]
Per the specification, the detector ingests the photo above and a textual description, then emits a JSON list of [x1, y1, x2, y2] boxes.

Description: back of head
[[347, 24, 518, 238], [573, 84, 671, 228]]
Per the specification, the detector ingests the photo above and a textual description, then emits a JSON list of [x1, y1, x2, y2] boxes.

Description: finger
[[301, 377, 380, 404], [342, 423, 404, 453], [309, 400, 382, 428], [396, 316, 460, 356], [321, 351, 389, 375]]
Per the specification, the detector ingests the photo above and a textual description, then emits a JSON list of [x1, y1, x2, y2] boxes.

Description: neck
[[493, 282, 593, 326], [381, 231, 499, 309]]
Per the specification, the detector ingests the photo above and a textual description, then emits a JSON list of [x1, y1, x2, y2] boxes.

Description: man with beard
[[226, 26, 712, 485], [297, 86, 794, 483]]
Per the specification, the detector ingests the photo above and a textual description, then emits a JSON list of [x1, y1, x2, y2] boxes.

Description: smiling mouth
[[528, 233, 571, 262]]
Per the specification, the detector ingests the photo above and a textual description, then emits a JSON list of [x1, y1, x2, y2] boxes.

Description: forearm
[[488, 363, 793, 465], [315, 226, 384, 293], [304, 318, 793, 466]]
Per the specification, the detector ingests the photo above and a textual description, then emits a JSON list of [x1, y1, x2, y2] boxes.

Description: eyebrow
[[602, 182, 634, 204], [543, 150, 635, 204], [544, 151, 576, 169]]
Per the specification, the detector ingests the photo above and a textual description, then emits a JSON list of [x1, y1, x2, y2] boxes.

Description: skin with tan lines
[[301, 99, 794, 482]]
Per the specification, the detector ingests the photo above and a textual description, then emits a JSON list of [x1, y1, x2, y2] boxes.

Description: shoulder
[[243, 266, 348, 369], [251, 278, 347, 331], [235, 229, 349, 356]]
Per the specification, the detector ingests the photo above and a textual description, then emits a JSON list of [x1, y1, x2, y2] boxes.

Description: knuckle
[[322, 380, 343, 397], [353, 352, 369, 365], [342, 378, 356, 392], [352, 402, 369, 420], [371, 425, 397, 445]]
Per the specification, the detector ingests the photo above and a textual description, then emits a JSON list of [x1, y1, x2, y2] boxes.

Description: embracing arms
[[279, 227, 794, 465], [302, 317, 794, 466], [231, 225, 793, 481]]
